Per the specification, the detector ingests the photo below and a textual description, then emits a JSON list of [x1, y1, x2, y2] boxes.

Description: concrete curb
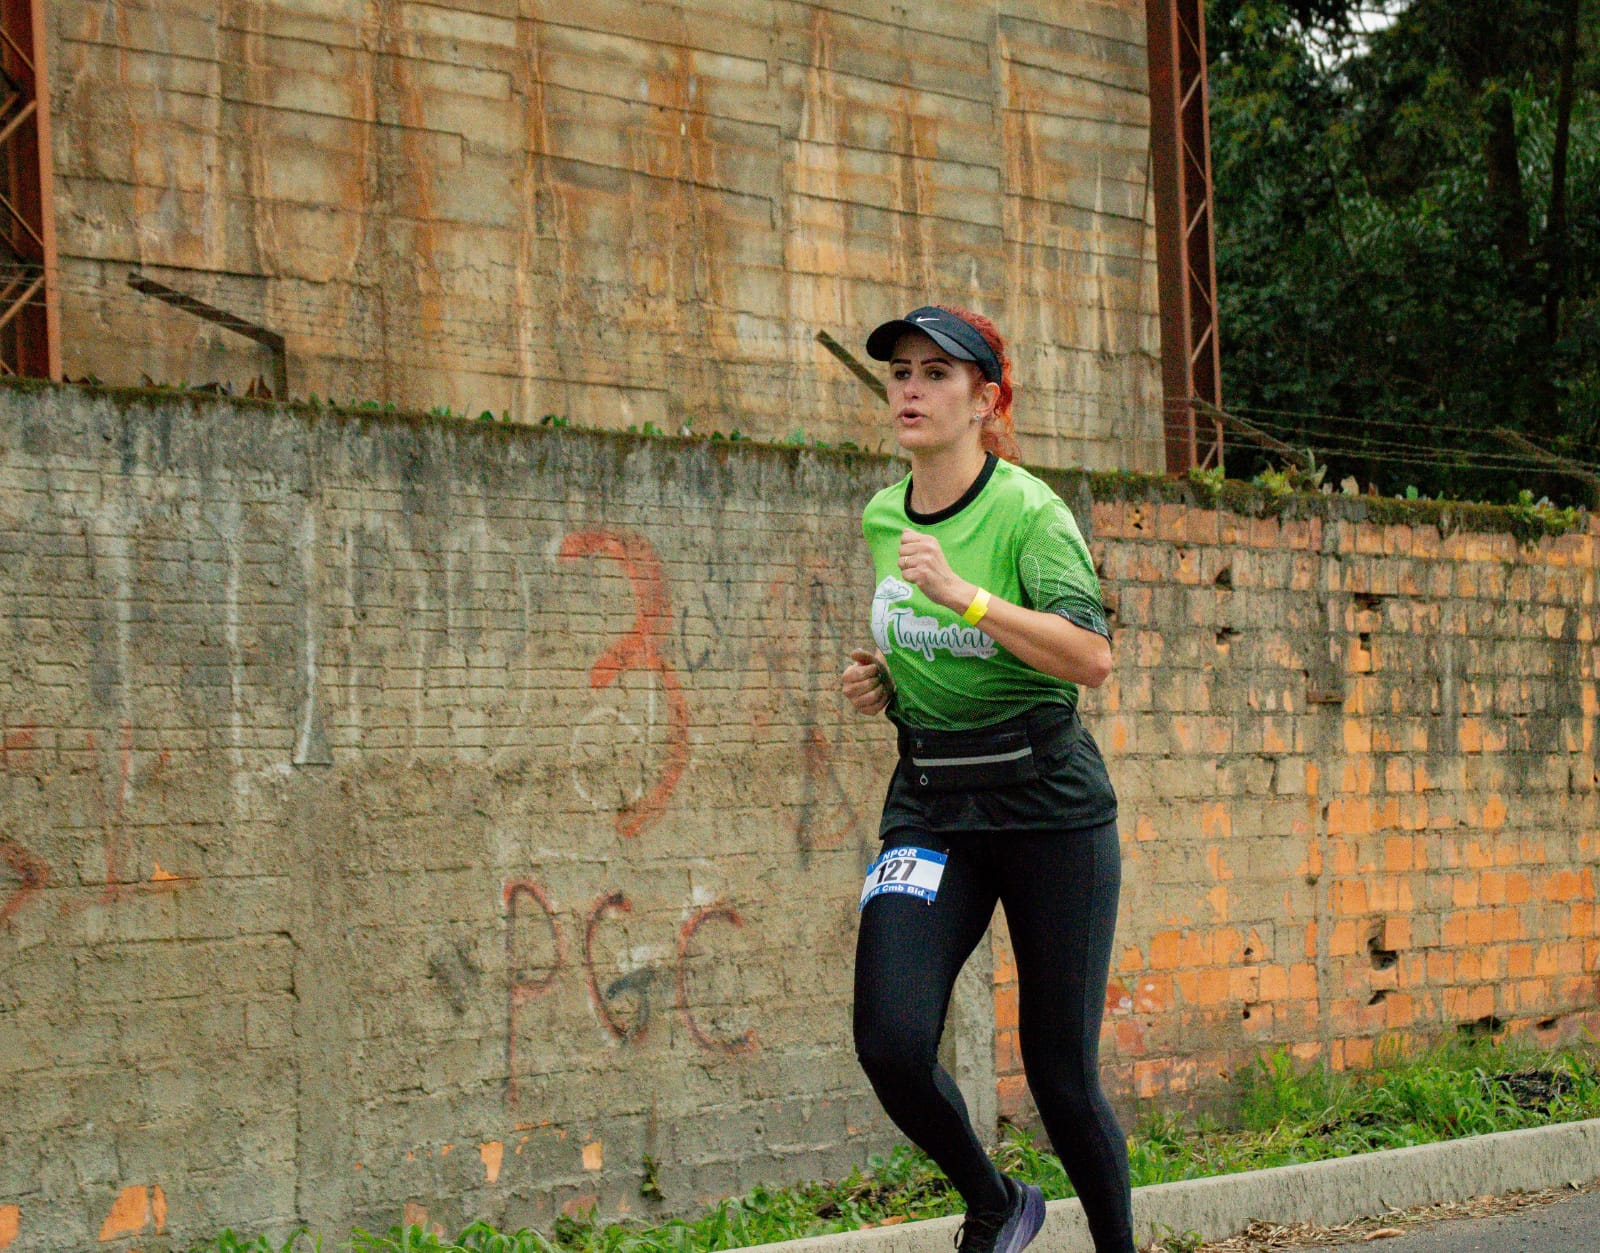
[[739, 1119, 1600, 1253]]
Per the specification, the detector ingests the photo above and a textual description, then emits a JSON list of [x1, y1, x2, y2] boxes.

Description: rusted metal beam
[[815, 329, 887, 403], [1146, 0, 1222, 474], [1193, 400, 1311, 473], [0, 0, 59, 380], [127, 273, 288, 398]]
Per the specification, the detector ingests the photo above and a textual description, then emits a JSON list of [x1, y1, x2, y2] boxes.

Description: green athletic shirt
[[864, 453, 1110, 731]]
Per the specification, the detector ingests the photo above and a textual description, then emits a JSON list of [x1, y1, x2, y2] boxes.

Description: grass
[[187, 1038, 1600, 1253]]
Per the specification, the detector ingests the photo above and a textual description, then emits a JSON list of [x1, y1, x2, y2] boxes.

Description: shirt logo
[[871, 576, 997, 661]]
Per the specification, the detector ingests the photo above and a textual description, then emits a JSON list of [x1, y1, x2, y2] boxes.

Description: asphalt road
[[1317, 1189, 1600, 1251]]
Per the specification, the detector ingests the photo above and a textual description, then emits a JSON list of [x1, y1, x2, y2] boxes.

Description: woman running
[[840, 306, 1135, 1253]]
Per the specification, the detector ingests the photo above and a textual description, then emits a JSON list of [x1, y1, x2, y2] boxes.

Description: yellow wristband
[[961, 588, 991, 626]]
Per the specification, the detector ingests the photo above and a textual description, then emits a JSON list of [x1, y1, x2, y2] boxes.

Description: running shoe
[[953, 1177, 1046, 1253]]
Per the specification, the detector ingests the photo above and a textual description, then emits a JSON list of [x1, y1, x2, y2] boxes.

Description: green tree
[[1208, 0, 1600, 502]]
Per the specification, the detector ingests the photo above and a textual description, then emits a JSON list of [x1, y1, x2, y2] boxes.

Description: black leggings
[[853, 820, 1135, 1253]]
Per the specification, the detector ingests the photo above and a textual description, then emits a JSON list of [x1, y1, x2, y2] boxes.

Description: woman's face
[[887, 330, 992, 457]]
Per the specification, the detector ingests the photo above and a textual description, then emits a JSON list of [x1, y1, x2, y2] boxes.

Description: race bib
[[859, 845, 948, 910]]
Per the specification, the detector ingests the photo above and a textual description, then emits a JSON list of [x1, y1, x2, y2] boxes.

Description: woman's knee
[[853, 1010, 939, 1087], [1021, 1059, 1105, 1120]]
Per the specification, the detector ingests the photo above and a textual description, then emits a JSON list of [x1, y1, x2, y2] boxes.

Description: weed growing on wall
[[186, 1040, 1599, 1253]]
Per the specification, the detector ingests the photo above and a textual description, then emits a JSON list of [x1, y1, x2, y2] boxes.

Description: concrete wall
[[49, 0, 1163, 472], [2, 386, 1596, 1250], [0, 384, 933, 1250]]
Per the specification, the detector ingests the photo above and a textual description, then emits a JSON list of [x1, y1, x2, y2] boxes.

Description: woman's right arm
[[841, 648, 892, 716]]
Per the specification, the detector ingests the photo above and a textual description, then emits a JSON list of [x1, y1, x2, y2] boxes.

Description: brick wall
[[996, 495, 1600, 1123], [2, 386, 1596, 1249], [50, 0, 1162, 471]]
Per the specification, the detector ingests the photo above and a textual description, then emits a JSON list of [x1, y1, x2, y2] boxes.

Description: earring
[[972, 413, 984, 423]]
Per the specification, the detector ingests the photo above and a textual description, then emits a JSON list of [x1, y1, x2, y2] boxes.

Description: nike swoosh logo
[[913, 316, 938, 323]]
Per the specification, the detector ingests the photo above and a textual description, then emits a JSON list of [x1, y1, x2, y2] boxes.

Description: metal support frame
[[127, 273, 288, 398], [815, 330, 887, 403], [1147, 0, 1222, 474], [0, 0, 59, 380]]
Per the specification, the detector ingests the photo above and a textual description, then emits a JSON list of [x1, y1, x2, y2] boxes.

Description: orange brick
[[1343, 1036, 1375, 1069], [1133, 1061, 1164, 1099], [1330, 918, 1360, 956], [1381, 916, 1411, 950], [1289, 963, 1318, 998], [1466, 910, 1494, 944], [1149, 930, 1182, 969], [995, 985, 1019, 1029], [1134, 974, 1172, 1014], [1384, 992, 1416, 1028], [1343, 756, 1376, 794], [1197, 969, 1230, 1006], [1491, 909, 1523, 942], [1516, 979, 1551, 1010], [998, 1072, 1031, 1113], [1114, 1020, 1147, 1056], [1384, 836, 1414, 872], [1179, 932, 1215, 967], [1258, 965, 1290, 1000]]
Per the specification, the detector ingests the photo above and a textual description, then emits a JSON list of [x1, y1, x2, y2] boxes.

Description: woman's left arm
[[896, 529, 1111, 687]]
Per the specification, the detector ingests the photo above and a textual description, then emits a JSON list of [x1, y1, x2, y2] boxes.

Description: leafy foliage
[[188, 1040, 1600, 1253], [1209, 0, 1600, 504]]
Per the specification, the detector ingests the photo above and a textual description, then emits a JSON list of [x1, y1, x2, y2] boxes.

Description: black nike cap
[[865, 306, 1003, 383]]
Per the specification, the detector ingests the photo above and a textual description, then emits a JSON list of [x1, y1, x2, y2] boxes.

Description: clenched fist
[[841, 647, 892, 716], [897, 529, 974, 612]]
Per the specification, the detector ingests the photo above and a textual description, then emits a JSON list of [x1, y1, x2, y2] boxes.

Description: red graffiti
[[0, 727, 48, 925], [0, 836, 49, 925], [677, 904, 758, 1056], [505, 880, 566, 1106], [54, 723, 195, 913], [503, 879, 758, 1102], [558, 530, 689, 838], [752, 564, 859, 852], [584, 891, 649, 1044], [0, 726, 36, 771]]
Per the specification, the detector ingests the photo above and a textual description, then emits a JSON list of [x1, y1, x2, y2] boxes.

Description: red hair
[[935, 304, 1020, 462]]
